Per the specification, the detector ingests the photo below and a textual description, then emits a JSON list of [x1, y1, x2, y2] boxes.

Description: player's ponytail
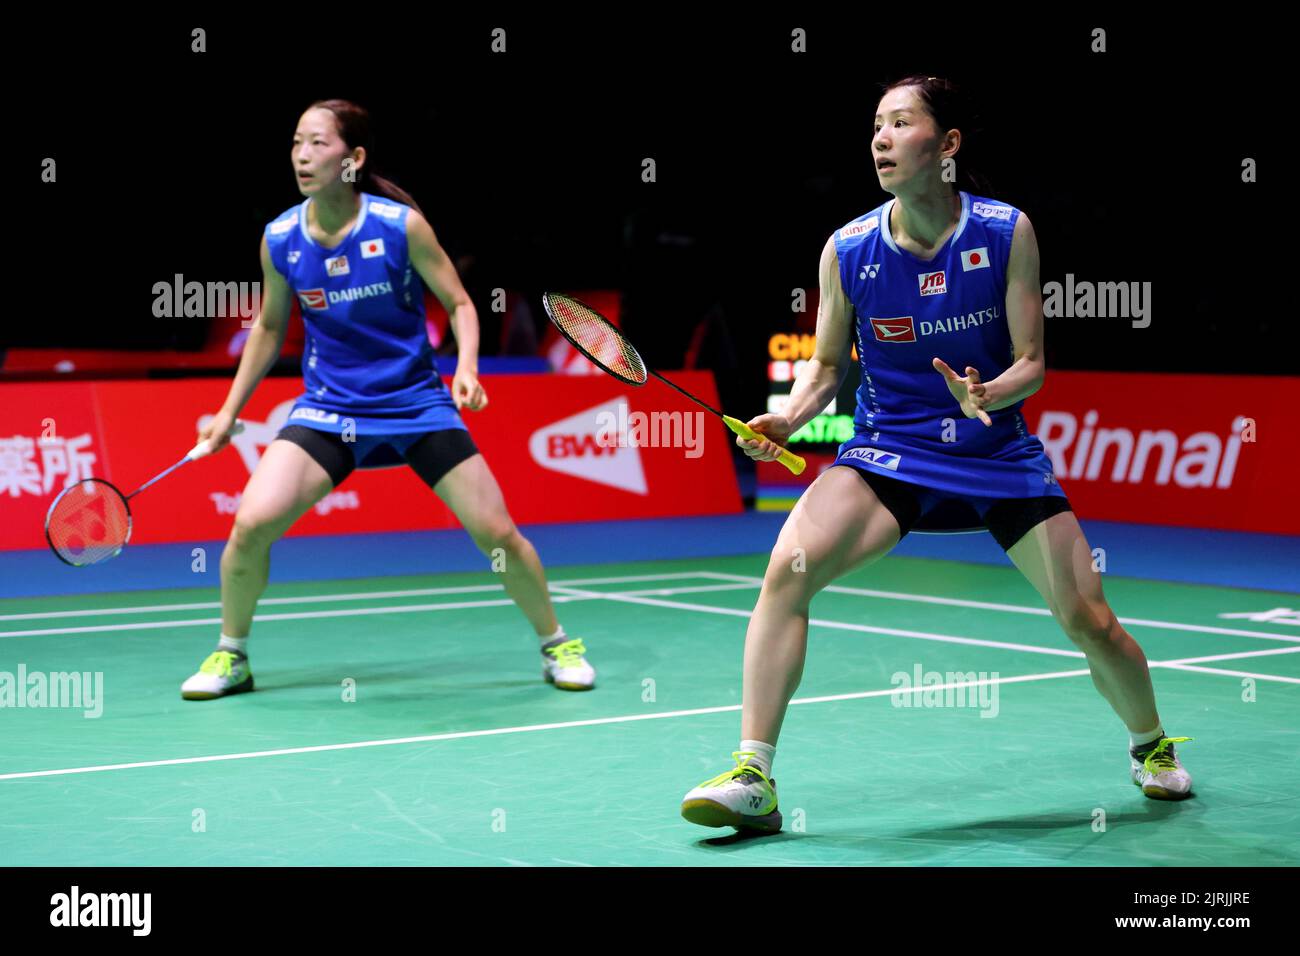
[[307, 98, 427, 218], [879, 75, 995, 197]]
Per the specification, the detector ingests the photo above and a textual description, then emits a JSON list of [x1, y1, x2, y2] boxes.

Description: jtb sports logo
[[918, 270, 946, 296], [869, 316, 916, 343]]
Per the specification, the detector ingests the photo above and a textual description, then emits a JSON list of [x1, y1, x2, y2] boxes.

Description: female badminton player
[[681, 76, 1191, 831], [181, 99, 594, 699]]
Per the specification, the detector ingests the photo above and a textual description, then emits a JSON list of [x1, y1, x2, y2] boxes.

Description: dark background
[[13, 12, 1283, 420]]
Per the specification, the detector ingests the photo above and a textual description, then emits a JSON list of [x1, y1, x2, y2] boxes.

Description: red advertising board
[[1024, 371, 1297, 534], [765, 372, 1297, 535], [0, 374, 742, 551]]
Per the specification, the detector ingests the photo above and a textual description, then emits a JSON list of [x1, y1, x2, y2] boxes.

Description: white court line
[[1157, 663, 1300, 684], [0, 571, 711, 622], [5, 568, 1295, 646], [0, 666, 1093, 782], [551, 584, 1300, 685], [2, 644, 1291, 783], [0, 581, 762, 639], [677, 571, 1300, 644], [2, 596, 1295, 781]]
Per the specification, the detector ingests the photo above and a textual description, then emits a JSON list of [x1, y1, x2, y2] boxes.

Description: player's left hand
[[452, 367, 488, 412], [932, 357, 993, 427]]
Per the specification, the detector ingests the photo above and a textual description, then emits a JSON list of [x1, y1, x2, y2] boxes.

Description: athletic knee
[[227, 510, 285, 553], [761, 546, 821, 605], [471, 518, 521, 556], [1056, 598, 1118, 647]]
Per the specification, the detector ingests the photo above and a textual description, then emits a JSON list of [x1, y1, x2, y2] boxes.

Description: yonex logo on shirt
[[859, 263, 881, 280]]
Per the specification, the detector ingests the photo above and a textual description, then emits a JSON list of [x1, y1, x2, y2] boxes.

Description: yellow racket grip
[[723, 416, 806, 476]]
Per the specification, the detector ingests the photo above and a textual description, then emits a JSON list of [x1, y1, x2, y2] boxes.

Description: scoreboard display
[[766, 333, 861, 448]]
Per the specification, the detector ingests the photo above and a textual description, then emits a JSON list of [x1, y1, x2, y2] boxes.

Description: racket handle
[[723, 416, 806, 476], [187, 419, 246, 460]]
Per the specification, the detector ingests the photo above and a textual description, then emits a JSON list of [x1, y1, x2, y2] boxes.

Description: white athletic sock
[[218, 634, 248, 656], [540, 625, 566, 646], [1129, 725, 1165, 751], [739, 739, 776, 777]]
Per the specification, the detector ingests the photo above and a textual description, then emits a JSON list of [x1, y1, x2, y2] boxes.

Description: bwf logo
[[49, 886, 151, 936], [529, 399, 648, 495]]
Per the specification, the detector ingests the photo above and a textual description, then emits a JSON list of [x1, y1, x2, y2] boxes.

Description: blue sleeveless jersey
[[263, 192, 464, 440], [832, 191, 1064, 530]]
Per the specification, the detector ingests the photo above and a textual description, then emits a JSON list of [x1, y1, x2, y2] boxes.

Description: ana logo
[[298, 289, 327, 311], [918, 270, 947, 296], [859, 263, 881, 280], [325, 255, 350, 277], [528, 398, 647, 495], [841, 447, 902, 471], [961, 247, 990, 271], [289, 407, 339, 425], [360, 238, 385, 259], [869, 316, 916, 343], [839, 216, 879, 240]]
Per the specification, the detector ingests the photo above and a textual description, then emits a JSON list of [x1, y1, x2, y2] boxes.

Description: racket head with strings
[[542, 291, 806, 475], [44, 478, 132, 567], [541, 292, 649, 386]]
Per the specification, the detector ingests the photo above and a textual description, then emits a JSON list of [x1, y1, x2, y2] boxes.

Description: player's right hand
[[737, 414, 793, 462], [198, 410, 239, 455]]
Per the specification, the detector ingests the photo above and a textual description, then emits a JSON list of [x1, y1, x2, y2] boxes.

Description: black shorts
[[848, 466, 1073, 552], [275, 424, 480, 490]]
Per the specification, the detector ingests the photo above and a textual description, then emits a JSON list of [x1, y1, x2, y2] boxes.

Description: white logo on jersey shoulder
[[268, 213, 299, 236], [287, 250, 302, 265], [290, 407, 339, 425], [859, 263, 881, 280], [839, 216, 880, 241], [972, 202, 1013, 220], [841, 447, 902, 471], [368, 202, 403, 220]]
